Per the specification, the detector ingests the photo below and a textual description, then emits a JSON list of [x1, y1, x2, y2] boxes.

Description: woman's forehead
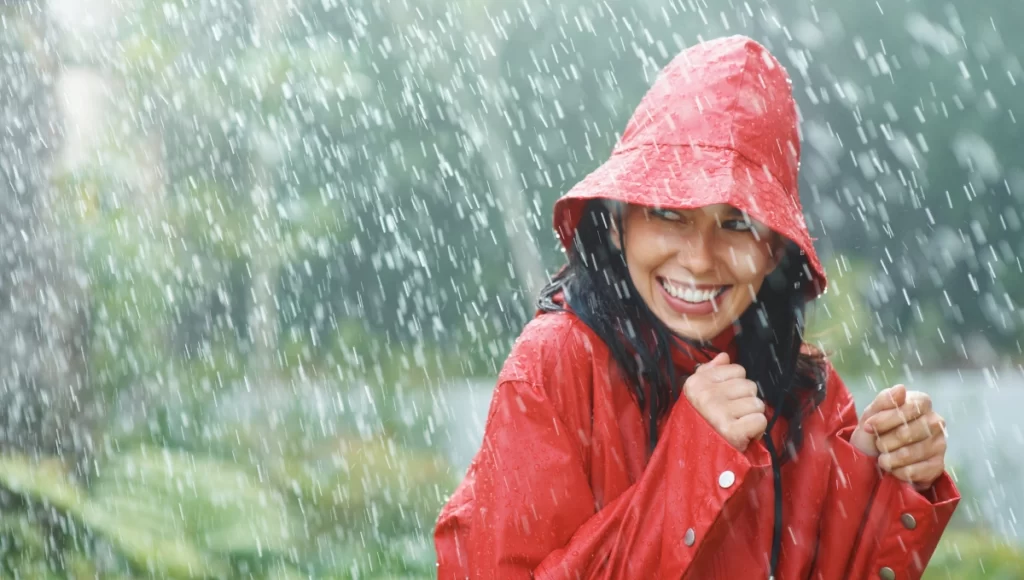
[[634, 203, 746, 216], [702, 204, 746, 216]]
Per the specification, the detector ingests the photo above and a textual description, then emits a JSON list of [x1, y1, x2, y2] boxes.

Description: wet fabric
[[435, 309, 958, 578]]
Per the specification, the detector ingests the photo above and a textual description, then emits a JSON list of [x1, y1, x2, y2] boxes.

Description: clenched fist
[[850, 384, 948, 490], [683, 352, 767, 452]]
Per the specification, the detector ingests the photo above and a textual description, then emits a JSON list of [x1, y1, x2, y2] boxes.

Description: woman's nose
[[678, 229, 716, 276]]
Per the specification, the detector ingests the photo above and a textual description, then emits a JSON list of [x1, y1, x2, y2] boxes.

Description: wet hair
[[537, 199, 826, 457]]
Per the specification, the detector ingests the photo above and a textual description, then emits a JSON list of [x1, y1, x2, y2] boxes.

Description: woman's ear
[[605, 202, 625, 251], [767, 235, 786, 271], [609, 218, 622, 251]]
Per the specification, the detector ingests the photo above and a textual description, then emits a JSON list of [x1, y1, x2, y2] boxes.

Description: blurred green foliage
[[0, 435, 453, 577], [924, 531, 1024, 580]]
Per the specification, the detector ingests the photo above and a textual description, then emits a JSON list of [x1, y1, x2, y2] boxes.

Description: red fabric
[[435, 35, 960, 579], [552, 35, 827, 298], [434, 311, 960, 579]]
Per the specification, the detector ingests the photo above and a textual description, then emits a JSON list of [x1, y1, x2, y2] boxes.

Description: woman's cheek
[[750, 258, 768, 278], [720, 244, 754, 278], [734, 242, 774, 278], [638, 230, 672, 261]]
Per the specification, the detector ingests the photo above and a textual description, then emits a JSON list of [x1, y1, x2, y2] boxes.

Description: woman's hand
[[683, 352, 767, 452], [850, 384, 948, 491]]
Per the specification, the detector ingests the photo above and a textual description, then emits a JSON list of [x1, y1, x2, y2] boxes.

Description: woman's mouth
[[656, 278, 732, 316], [659, 279, 728, 303]]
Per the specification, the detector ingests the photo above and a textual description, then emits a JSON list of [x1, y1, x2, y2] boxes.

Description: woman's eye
[[649, 208, 683, 222], [723, 219, 770, 237], [722, 219, 754, 232]]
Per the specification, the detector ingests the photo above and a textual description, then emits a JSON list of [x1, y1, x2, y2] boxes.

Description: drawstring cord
[[762, 393, 787, 580], [763, 418, 783, 579]]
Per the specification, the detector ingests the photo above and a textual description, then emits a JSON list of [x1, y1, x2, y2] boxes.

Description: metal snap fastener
[[900, 513, 917, 530], [683, 528, 695, 547], [718, 470, 736, 488], [879, 566, 896, 580]]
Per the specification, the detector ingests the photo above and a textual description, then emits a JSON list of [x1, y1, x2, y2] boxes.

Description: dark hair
[[538, 199, 826, 457]]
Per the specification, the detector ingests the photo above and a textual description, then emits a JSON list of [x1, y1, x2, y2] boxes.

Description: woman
[[435, 35, 959, 579]]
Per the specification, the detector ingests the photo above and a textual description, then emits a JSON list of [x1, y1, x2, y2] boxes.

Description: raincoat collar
[[552, 35, 827, 298], [670, 322, 738, 370]]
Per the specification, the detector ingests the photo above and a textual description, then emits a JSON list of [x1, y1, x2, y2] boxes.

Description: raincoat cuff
[[915, 471, 959, 505], [860, 472, 961, 579], [833, 425, 882, 490], [675, 395, 772, 471]]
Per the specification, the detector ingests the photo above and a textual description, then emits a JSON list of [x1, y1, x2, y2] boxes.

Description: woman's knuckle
[[753, 416, 768, 434], [879, 454, 892, 471], [693, 390, 711, 408], [895, 455, 907, 470], [898, 425, 912, 443], [921, 418, 935, 436], [721, 413, 736, 430]]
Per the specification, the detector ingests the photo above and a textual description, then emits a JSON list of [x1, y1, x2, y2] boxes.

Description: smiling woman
[[435, 35, 959, 580], [614, 204, 780, 341]]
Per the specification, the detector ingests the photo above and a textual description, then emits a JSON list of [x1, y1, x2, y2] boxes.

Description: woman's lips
[[656, 278, 731, 317]]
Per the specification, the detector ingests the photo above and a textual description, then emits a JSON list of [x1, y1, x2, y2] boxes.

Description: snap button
[[683, 528, 695, 547], [900, 513, 917, 530], [718, 470, 736, 488], [879, 566, 896, 580]]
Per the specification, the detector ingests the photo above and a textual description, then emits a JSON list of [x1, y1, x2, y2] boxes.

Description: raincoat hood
[[553, 35, 827, 298]]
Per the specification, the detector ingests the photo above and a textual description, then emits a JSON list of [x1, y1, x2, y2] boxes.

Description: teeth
[[661, 280, 724, 303]]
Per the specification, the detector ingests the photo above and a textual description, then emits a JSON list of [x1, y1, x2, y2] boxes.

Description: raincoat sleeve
[[434, 322, 773, 579], [811, 365, 960, 580]]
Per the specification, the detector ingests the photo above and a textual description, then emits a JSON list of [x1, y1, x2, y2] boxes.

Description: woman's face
[[615, 203, 782, 341]]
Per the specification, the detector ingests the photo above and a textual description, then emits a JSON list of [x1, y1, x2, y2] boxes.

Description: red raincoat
[[435, 36, 959, 579]]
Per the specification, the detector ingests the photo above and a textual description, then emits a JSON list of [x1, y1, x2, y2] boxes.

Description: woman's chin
[[647, 293, 743, 342], [664, 315, 727, 342]]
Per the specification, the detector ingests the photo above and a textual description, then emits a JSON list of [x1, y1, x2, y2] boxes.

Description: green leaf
[[79, 504, 226, 579], [0, 512, 49, 560], [0, 455, 85, 514], [264, 562, 314, 580]]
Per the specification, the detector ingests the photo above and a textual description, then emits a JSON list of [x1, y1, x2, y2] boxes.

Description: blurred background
[[0, 0, 1021, 577]]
